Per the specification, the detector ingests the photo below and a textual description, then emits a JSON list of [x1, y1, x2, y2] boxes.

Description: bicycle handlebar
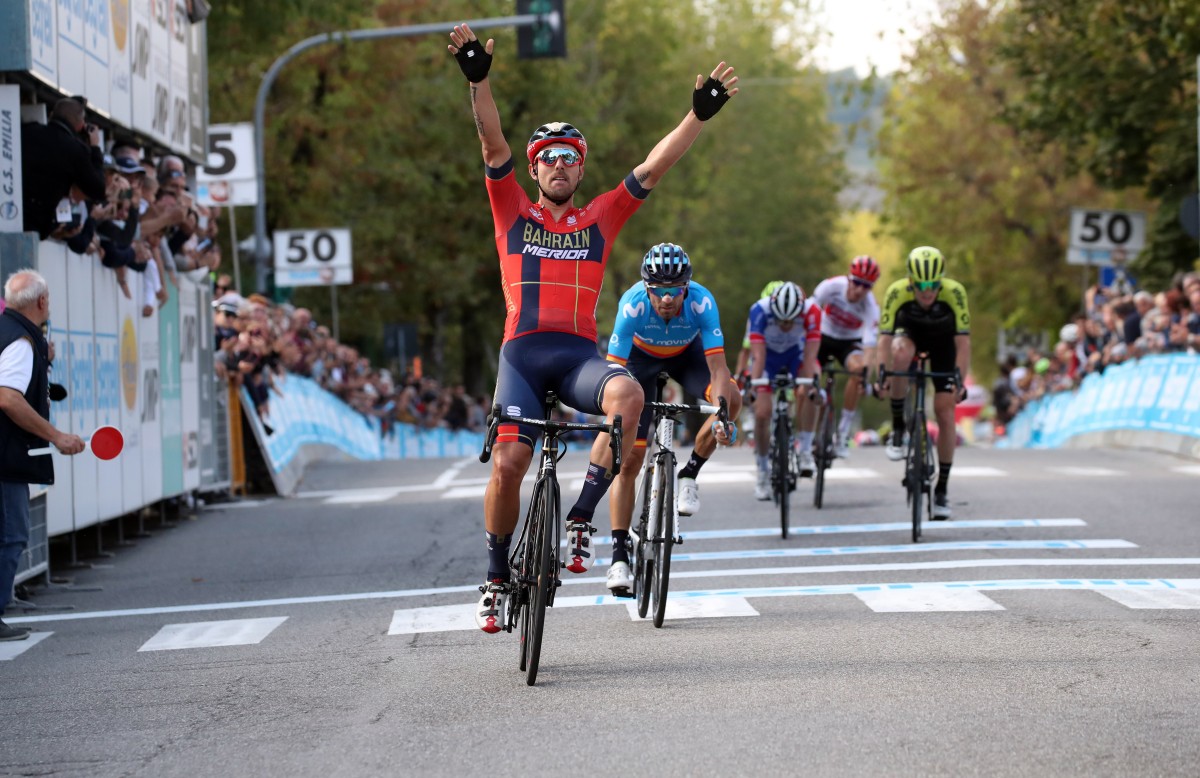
[[479, 406, 624, 475]]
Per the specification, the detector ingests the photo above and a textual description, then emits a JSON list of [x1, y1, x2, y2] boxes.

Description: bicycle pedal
[[609, 587, 635, 599]]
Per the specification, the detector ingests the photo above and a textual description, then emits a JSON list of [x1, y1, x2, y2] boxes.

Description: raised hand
[[448, 23, 494, 83], [692, 62, 739, 121]]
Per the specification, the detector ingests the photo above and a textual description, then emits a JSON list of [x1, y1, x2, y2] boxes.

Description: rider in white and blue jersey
[[602, 243, 740, 595]]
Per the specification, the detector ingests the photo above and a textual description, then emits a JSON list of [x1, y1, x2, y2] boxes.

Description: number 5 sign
[[1067, 208, 1146, 267], [273, 228, 353, 287]]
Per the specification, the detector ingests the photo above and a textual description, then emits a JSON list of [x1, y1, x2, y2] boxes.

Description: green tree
[[997, 0, 1200, 286]]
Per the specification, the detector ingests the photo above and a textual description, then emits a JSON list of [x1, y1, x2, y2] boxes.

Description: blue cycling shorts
[[493, 332, 636, 448], [624, 339, 717, 443]]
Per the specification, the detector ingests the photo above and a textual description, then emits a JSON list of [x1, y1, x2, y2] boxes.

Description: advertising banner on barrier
[[180, 281, 201, 491], [159, 283, 184, 497], [94, 265, 124, 522], [1002, 355, 1200, 448], [0, 85, 23, 234], [67, 250, 98, 531]]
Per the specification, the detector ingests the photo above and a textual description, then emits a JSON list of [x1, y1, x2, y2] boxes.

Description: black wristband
[[454, 39, 492, 83], [692, 76, 731, 121]]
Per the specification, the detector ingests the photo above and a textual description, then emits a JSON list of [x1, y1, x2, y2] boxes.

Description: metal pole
[[331, 284, 340, 342], [253, 12, 559, 292], [228, 207, 242, 295]]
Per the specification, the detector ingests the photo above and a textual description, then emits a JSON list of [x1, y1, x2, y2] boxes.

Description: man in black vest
[[0, 270, 85, 641]]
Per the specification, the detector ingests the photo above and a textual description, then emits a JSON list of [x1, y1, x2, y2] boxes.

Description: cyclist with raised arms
[[747, 282, 822, 500], [602, 243, 740, 595], [876, 246, 971, 519], [447, 24, 739, 632], [812, 255, 881, 458]]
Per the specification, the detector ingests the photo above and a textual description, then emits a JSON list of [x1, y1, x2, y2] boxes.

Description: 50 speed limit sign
[[1067, 208, 1145, 266], [273, 228, 352, 287]]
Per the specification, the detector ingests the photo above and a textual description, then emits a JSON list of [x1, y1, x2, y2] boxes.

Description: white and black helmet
[[641, 243, 692, 286], [769, 281, 805, 321]]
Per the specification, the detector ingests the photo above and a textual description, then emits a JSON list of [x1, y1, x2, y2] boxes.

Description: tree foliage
[[877, 0, 1129, 374], [996, 0, 1200, 286], [205, 0, 844, 390]]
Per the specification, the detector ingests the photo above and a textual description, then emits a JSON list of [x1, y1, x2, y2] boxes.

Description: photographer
[[20, 97, 107, 240]]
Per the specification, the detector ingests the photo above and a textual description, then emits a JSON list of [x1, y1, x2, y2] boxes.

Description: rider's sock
[[611, 529, 630, 564], [890, 398, 906, 438], [678, 451, 708, 480], [756, 454, 769, 472], [936, 462, 952, 495], [798, 431, 814, 452], [485, 531, 512, 582], [838, 409, 856, 439], [567, 462, 611, 524]]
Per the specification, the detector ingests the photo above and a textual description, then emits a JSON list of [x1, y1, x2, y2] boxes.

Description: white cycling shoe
[[564, 519, 595, 574], [754, 470, 771, 501], [475, 580, 507, 634], [606, 561, 634, 597], [834, 440, 851, 459], [677, 477, 700, 516], [885, 433, 906, 461], [798, 451, 815, 477]]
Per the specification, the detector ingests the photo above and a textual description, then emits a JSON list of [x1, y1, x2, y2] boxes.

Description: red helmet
[[849, 255, 881, 284], [526, 122, 588, 163]]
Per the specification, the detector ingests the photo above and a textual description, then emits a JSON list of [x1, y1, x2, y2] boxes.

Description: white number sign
[[273, 228, 353, 287], [1067, 208, 1146, 267], [196, 123, 258, 206]]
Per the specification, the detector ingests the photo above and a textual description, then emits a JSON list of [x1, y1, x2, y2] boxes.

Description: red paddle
[[28, 425, 124, 461]]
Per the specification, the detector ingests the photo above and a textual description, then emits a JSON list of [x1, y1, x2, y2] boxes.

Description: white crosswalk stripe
[[138, 617, 288, 652]]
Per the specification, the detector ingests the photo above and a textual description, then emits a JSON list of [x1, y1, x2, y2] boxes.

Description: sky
[[811, 0, 943, 76]]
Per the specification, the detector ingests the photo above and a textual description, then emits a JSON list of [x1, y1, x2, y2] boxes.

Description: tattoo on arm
[[470, 87, 485, 137], [636, 171, 651, 185]]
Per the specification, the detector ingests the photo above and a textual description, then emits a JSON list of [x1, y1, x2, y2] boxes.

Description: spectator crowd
[[993, 270, 1200, 430]]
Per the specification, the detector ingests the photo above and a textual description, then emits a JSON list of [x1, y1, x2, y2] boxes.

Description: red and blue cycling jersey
[[747, 296, 823, 366], [606, 281, 725, 365], [486, 159, 650, 344]]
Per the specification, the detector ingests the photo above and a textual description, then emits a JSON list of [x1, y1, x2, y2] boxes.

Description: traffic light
[[517, 0, 566, 59]]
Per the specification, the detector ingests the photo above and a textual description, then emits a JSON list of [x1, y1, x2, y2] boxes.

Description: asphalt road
[[3, 444, 1199, 777]]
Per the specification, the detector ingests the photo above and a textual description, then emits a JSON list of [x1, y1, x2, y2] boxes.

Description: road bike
[[811, 366, 866, 509], [630, 373, 728, 628], [880, 356, 958, 543], [479, 393, 623, 686], [766, 371, 815, 539]]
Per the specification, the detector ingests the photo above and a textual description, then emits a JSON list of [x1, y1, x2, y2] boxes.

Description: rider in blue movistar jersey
[[602, 243, 740, 595]]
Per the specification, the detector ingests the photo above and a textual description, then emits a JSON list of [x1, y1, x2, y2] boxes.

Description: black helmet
[[640, 243, 692, 286]]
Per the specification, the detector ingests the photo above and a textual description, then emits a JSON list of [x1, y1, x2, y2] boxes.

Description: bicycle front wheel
[[774, 416, 792, 539], [634, 462, 655, 619], [814, 402, 834, 509], [651, 455, 676, 629], [523, 478, 558, 686], [907, 417, 924, 543]]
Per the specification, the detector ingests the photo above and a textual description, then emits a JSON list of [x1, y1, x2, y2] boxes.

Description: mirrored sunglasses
[[645, 284, 686, 299], [913, 280, 942, 292], [850, 278, 874, 289], [537, 147, 583, 167]]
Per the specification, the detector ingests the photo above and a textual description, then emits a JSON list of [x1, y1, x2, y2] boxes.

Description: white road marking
[[389, 605, 476, 634], [1048, 467, 1123, 477], [323, 489, 400, 505], [626, 595, 758, 621], [12, 561, 1200, 626], [947, 466, 1008, 477], [442, 486, 488, 500], [1093, 589, 1200, 609], [0, 631, 53, 660], [432, 458, 476, 489], [1171, 465, 1200, 476], [855, 589, 1005, 612], [138, 617, 288, 651], [593, 518, 1089, 544], [595, 539, 1137, 566]]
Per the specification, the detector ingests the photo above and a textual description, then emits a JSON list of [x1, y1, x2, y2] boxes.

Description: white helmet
[[769, 281, 805, 321], [1059, 323, 1080, 343]]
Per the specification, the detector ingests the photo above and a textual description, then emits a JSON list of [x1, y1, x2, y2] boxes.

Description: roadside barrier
[[1001, 354, 1200, 459]]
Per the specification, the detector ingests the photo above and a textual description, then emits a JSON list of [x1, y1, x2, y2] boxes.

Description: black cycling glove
[[692, 76, 731, 121], [454, 38, 492, 83]]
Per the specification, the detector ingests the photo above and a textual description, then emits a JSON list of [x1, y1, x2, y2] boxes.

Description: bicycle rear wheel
[[651, 454, 676, 629], [522, 478, 558, 686], [907, 414, 924, 543], [813, 401, 834, 509], [634, 461, 655, 619], [774, 415, 792, 538]]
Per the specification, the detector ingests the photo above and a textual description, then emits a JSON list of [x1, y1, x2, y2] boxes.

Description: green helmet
[[760, 280, 785, 299], [906, 246, 945, 284]]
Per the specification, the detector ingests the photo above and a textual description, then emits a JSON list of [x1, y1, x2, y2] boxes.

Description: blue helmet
[[640, 243, 692, 286]]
